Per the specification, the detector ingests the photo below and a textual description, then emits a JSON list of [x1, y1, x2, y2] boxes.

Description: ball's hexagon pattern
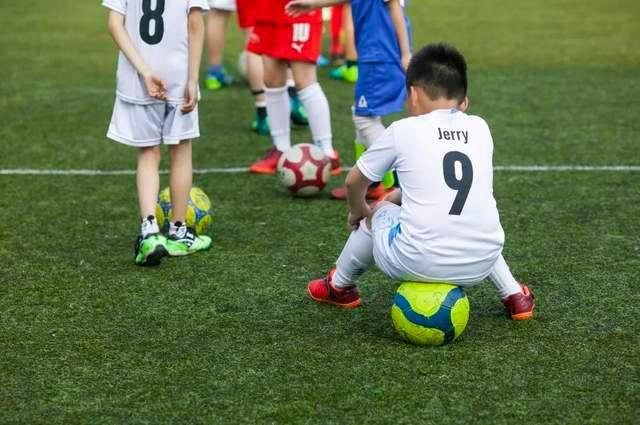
[[277, 143, 331, 196], [391, 282, 470, 346], [155, 187, 214, 235]]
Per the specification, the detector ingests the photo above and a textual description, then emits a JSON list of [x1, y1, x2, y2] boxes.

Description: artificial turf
[[1, 0, 638, 423]]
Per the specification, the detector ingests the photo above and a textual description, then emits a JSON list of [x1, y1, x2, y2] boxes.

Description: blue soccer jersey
[[351, 0, 411, 63]]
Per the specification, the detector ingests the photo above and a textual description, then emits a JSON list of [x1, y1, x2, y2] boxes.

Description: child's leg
[[137, 145, 162, 221], [286, 68, 308, 126], [135, 145, 166, 266], [490, 254, 536, 320], [206, 8, 232, 89], [489, 255, 521, 299], [352, 111, 385, 149], [247, 51, 267, 119], [165, 140, 212, 256], [248, 55, 290, 174], [167, 140, 193, 225], [352, 111, 394, 188], [238, 28, 269, 135], [206, 9, 229, 69], [290, 60, 333, 157], [329, 5, 358, 83], [333, 220, 375, 288], [263, 56, 291, 152]]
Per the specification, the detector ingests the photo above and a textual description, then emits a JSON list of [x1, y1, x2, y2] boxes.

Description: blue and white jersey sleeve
[[102, 0, 126, 15], [356, 125, 398, 182]]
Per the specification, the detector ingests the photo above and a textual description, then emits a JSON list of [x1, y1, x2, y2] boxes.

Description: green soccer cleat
[[290, 96, 308, 126], [205, 75, 224, 91], [166, 224, 212, 257], [252, 114, 270, 136], [204, 68, 233, 91], [329, 64, 358, 83], [134, 233, 168, 266]]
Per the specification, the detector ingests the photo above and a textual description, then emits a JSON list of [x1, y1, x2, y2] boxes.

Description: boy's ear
[[407, 86, 419, 115], [459, 96, 469, 112]]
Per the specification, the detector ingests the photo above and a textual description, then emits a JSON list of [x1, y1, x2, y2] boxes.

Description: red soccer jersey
[[255, 0, 323, 24]]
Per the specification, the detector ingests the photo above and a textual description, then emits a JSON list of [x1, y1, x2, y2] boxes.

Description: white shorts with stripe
[[371, 203, 496, 287], [107, 98, 200, 147]]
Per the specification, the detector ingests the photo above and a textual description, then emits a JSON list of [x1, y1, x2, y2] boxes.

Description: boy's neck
[[416, 96, 462, 116]]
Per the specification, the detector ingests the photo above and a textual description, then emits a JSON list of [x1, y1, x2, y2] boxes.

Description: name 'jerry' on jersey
[[103, 0, 209, 105]]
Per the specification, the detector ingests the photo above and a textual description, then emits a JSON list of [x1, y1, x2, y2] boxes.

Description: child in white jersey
[[103, 0, 212, 266], [307, 43, 535, 320]]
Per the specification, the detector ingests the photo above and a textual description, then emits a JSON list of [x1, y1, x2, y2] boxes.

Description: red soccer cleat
[[249, 146, 283, 175], [329, 150, 342, 176], [307, 268, 362, 309], [330, 182, 393, 201], [503, 284, 535, 320]]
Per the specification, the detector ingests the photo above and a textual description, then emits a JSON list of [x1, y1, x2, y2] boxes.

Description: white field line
[[1, 165, 640, 176]]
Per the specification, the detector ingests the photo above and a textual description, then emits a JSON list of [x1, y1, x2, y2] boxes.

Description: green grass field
[[1, 0, 639, 423]]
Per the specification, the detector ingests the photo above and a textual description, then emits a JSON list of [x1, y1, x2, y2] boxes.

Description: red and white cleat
[[503, 284, 535, 320], [307, 268, 362, 309], [329, 150, 343, 176], [249, 146, 283, 175]]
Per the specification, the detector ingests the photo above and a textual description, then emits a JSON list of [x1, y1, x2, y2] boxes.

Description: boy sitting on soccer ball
[[307, 43, 535, 320]]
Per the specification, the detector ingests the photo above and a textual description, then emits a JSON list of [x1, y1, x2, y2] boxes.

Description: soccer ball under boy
[[391, 282, 470, 346], [156, 187, 213, 235], [277, 144, 331, 196]]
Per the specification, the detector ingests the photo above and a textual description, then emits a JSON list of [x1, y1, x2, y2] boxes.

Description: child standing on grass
[[104, 0, 212, 266], [287, 0, 412, 200], [304, 44, 535, 320], [247, 0, 342, 176]]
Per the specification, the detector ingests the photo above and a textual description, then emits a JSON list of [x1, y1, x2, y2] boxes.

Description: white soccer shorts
[[208, 0, 236, 11], [370, 203, 494, 287], [107, 98, 200, 147]]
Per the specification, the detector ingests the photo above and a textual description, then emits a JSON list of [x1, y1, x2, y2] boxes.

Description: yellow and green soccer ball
[[156, 187, 214, 235], [391, 282, 470, 346]]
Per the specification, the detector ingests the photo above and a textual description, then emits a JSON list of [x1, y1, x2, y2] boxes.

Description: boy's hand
[[348, 204, 372, 231], [181, 80, 198, 113], [285, 0, 317, 17], [143, 74, 167, 100]]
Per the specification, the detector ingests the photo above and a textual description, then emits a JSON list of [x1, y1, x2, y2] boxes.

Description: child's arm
[[286, 0, 347, 17], [107, 10, 166, 100], [387, 0, 411, 70], [345, 167, 373, 230], [182, 7, 206, 113]]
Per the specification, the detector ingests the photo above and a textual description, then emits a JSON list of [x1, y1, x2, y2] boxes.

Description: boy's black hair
[[406, 43, 468, 102]]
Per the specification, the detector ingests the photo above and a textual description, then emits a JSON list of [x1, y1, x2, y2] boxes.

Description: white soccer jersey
[[357, 109, 505, 283], [103, 0, 209, 105]]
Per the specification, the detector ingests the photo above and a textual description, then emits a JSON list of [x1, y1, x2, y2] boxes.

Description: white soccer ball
[[277, 144, 331, 197]]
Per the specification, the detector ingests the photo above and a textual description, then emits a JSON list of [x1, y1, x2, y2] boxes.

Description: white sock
[[333, 220, 374, 288], [489, 255, 522, 299], [169, 221, 186, 236], [298, 83, 333, 157], [352, 110, 385, 149], [141, 215, 160, 237], [265, 85, 291, 152]]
